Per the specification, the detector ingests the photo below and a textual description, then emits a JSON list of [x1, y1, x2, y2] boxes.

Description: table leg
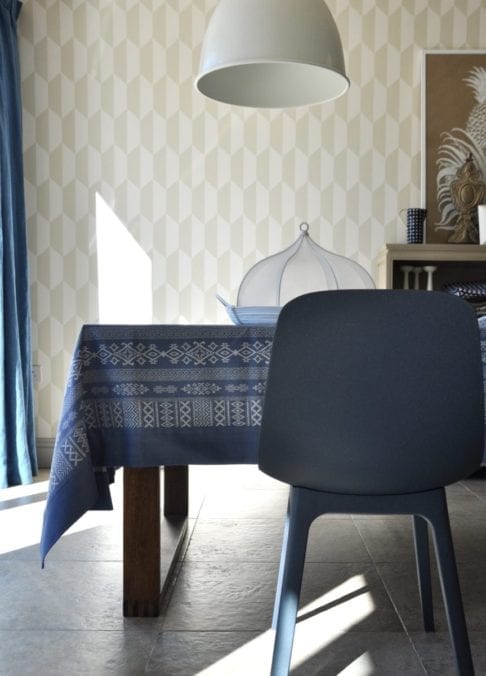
[[123, 466, 188, 617], [164, 465, 189, 516]]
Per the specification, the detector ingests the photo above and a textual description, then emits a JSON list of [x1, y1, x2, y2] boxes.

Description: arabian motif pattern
[[47, 325, 274, 501]]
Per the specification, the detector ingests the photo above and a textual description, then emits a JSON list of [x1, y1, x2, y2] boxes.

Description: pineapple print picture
[[423, 52, 486, 243]]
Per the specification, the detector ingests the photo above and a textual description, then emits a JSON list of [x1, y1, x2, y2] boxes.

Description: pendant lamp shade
[[195, 0, 349, 108]]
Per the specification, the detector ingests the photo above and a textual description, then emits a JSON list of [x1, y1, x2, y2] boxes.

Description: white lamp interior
[[196, 62, 349, 108]]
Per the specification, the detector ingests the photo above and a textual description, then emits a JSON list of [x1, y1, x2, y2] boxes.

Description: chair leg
[[272, 494, 291, 631], [271, 487, 313, 676], [412, 514, 434, 631], [425, 489, 474, 676]]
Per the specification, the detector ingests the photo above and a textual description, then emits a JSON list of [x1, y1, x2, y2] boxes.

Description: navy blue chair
[[259, 290, 484, 676]]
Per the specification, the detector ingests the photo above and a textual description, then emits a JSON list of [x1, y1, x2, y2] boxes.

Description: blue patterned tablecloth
[[40, 324, 274, 563]]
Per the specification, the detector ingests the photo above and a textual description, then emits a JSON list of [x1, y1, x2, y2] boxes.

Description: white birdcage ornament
[[217, 223, 375, 324]]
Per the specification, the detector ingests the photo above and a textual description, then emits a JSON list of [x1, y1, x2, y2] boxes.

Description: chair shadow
[[296, 585, 370, 623]]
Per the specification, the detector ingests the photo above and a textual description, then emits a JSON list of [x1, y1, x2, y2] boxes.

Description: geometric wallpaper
[[17, 0, 486, 439]]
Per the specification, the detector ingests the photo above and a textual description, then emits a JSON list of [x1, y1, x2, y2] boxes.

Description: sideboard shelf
[[376, 244, 486, 291]]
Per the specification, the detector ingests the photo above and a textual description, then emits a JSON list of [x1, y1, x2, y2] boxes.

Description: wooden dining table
[[40, 323, 275, 616]]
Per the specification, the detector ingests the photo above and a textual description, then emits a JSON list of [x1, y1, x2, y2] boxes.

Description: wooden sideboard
[[376, 244, 486, 291]]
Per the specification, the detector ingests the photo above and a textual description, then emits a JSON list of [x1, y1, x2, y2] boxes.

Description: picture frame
[[421, 50, 486, 243]]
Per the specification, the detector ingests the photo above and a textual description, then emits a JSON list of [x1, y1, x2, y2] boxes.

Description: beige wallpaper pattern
[[18, 0, 486, 438]]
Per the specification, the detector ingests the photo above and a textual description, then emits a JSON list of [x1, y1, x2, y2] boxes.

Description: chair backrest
[[258, 290, 484, 494]]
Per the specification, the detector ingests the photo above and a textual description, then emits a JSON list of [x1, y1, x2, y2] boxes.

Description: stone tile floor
[[1, 466, 486, 674]]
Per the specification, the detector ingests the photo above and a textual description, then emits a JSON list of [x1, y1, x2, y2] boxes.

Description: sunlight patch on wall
[[95, 193, 152, 323]]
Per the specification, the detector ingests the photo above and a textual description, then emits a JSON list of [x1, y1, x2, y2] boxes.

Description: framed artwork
[[422, 50, 486, 243]]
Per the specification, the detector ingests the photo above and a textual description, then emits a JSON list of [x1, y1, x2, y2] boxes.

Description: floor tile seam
[[348, 517, 376, 565], [0, 628, 161, 633], [178, 507, 205, 565], [179, 555, 406, 571], [191, 517, 291, 523], [143, 626, 166, 674], [304, 557, 375, 564], [154, 628, 430, 635], [446, 500, 486, 515], [0, 560, 127, 565], [159, 560, 185, 616], [159, 625, 434, 635], [1, 626, 425, 636], [189, 520, 355, 528], [183, 557, 375, 564], [370, 555, 428, 669], [354, 534, 428, 663], [361, 558, 417, 564], [461, 483, 486, 504], [402, 633, 430, 675], [185, 557, 280, 563], [177, 559, 385, 568], [196, 516, 289, 520], [187, 491, 207, 521], [177, 520, 199, 564], [36, 558, 125, 562], [154, 629, 264, 634]]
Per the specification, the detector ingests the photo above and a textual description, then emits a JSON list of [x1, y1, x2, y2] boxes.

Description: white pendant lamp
[[195, 0, 349, 108]]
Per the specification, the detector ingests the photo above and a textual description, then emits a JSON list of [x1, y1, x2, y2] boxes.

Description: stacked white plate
[[216, 296, 280, 325]]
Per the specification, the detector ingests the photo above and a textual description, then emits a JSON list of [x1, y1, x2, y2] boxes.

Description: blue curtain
[[0, 0, 37, 487]]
